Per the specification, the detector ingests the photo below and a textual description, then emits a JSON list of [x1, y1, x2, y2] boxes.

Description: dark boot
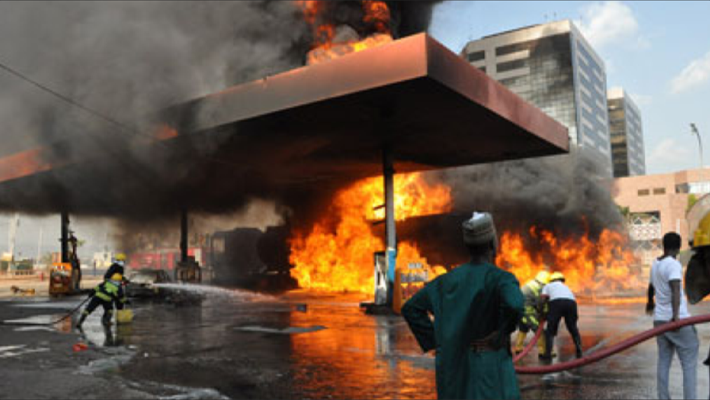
[[101, 311, 113, 327], [573, 333, 583, 358], [539, 332, 554, 360], [76, 312, 88, 329]]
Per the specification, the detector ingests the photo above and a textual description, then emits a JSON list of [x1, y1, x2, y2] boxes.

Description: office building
[[608, 87, 645, 177], [461, 20, 613, 176]]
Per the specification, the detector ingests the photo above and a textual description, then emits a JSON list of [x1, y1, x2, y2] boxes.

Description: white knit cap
[[462, 212, 497, 246]]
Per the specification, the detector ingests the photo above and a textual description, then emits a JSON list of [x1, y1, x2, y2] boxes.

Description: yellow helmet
[[694, 213, 710, 248], [550, 271, 565, 282], [115, 253, 127, 262], [111, 273, 123, 281], [535, 271, 551, 284]]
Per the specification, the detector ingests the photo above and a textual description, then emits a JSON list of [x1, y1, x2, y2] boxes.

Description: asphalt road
[[1, 286, 710, 399]]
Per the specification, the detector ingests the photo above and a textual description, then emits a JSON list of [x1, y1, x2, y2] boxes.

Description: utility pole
[[36, 225, 43, 267], [7, 213, 19, 261], [691, 123, 703, 169]]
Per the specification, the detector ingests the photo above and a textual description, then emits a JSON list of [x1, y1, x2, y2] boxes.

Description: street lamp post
[[691, 123, 703, 169]]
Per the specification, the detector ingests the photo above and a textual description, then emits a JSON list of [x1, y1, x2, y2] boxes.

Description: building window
[[653, 188, 666, 195], [495, 41, 532, 57], [688, 181, 710, 194], [478, 66, 486, 73], [499, 76, 528, 86], [467, 50, 485, 62], [638, 189, 650, 196], [497, 58, 528, 73]]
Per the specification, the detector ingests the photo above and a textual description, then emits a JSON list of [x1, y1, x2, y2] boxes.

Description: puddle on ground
[[11, 300, 85, 309], [121, 379, 230, 400], [235, 325, 327, 334], [0, 344, 50, 359], [13, 326, 56, 332], [158, 386, 230, 400], [3, 313, 75, 333], [77, 345, 135, 375]]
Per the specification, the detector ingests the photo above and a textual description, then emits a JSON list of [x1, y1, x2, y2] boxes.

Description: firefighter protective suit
[[76, 273, 128, 328], [513, 270, 551, 356]]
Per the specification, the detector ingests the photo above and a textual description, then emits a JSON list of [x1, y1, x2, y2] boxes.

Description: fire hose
[[0, 296, 91, 326], [512, 320, 546, 363], [513, 313, 710, 374]]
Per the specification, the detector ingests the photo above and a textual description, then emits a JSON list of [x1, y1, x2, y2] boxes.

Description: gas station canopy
[[0, 33, 568, 216]]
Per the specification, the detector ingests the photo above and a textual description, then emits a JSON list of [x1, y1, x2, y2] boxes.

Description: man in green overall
[[401, 212, 524, 399]]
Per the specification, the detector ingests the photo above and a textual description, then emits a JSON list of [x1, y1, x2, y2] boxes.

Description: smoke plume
[[0, 1, 442, 222], [436, 149, 623, 237]]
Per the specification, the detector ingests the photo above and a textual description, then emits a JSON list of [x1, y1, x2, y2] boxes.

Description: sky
[[3, 1, 710, 258], [429, 1, 710, 175]]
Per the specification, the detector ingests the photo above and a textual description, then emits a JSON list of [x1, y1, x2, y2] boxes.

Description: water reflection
[[287, 294, 436, 399], [23, 288, 702, 399]]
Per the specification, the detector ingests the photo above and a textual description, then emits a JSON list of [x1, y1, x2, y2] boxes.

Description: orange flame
[[289, 172, 451, 294], [155, 124, 178, 140], [363, 0, 391, 33], [496, 226, 643, 296], [296, 0, 394, 65]]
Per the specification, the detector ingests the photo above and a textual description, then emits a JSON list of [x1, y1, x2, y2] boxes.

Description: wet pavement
[[2, 286, 710, 399]]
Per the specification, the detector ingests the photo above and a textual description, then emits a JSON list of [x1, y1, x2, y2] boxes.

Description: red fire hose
[[513, 320, 546, 363], [514, 313, 710, 374]]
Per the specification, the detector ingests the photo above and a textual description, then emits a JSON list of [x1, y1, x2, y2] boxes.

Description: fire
[[155, 124, 178, 140], [289, 172, 451, 294], [296, 1, 394, 65], [496, 226, 643, 295]]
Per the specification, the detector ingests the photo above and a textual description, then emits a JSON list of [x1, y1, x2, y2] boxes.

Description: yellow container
[[116, 309, 134, 324]]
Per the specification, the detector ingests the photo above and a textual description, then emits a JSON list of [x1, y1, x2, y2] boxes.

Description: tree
[[688, 194, 699, 212]]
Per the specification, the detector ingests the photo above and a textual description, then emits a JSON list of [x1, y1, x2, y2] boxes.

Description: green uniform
[[401, 262, 525, 400]]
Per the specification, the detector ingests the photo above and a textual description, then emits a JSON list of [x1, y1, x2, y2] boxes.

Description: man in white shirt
[[540, 271, 583, 360], [646, 232, 698, 400]]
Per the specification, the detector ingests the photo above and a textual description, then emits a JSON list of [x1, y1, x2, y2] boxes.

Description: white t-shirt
[[542, 281, 576, 301], [650, 256, 690, 321]]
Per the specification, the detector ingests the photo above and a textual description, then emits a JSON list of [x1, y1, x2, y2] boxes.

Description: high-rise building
[[461, 20, 612, 176], [607, 88, 645, 177]]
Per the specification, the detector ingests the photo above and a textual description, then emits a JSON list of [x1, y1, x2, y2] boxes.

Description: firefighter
[[686, 213, 710, 399], [540, 271, 583, 359], [76, 273, 128, 329], [104, 253, 127, 281], [513, 270, 553, 357]]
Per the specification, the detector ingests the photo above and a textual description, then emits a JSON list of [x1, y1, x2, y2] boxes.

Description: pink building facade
[[613, 168, 710, 267]]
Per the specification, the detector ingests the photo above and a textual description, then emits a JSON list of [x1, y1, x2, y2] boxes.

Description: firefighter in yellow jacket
[[76, 273, 128, 328], [513, 270, 552, 357]]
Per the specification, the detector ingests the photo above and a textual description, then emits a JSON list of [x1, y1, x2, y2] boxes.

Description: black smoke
[[0, 1, 443, 221], [436, 149, 623, 237]]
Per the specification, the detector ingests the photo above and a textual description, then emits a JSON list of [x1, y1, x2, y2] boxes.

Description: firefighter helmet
[[535, 271, 551, 285], [110, 273, 123, 282], [114, 253, 127, 262], [550, 272, 565, 282], [694, 213, 710, 248]]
